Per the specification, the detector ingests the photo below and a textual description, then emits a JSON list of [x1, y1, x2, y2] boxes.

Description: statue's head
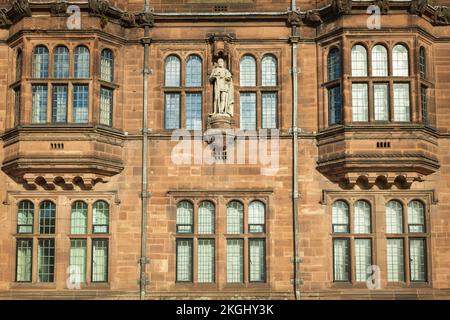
[[217, 58, 225, 67]]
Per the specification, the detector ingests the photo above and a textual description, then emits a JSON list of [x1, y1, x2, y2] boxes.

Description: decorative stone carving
[[89, 0, 110, 16], [136, 11, 154, 27], [332, 0, 352, 15], [120, 11, 136, 27], [210, 58, 234, 118], [0, 9, 12, 28], [50, 1, 68, 15], [305, 10, 322, 24], [287, 9, 302, 26], [433, 6, 450, 25], [410, 0, 428, 16], [10, 0, 31, 17], [375, 0, 389, 14]]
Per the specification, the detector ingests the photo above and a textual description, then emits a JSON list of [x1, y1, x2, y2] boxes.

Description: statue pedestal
[[207, 113, 234, 130]]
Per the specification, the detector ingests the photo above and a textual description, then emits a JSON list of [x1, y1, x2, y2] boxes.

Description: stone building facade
[[0, 0, 450, 299]]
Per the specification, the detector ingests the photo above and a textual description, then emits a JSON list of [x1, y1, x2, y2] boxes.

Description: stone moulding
[[2, 0, 450, 29]]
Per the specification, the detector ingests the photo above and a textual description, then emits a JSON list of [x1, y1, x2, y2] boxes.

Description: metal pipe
[[290, 0, 301, 301], [139, 0, 151, 301]]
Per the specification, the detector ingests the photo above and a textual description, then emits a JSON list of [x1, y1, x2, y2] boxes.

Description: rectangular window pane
[[227, 239, 244, 283], [16, 239, 32, 282], [387, 239, 405, 282], [70, 239, 87, 284], [165, 93, 180, 129], [38, 239, 55, 283], [100, 87, 113, 126], [92, 239, 108, 282], [198, 239, 214, 283], [328, 86, 341, 125], [32, 85, 48, 124], [373, 83, 389, 121], [355, 239, 372, 282], [52, 85, 68, 123], [240, 92, 256, 130], [249, 239, 265, 282], [14, 87, 21, 126], [186, 93, 202, 130], [410, 239, 426, 282], [352, 83, 368, 122], [421, 86, 428, 125], [73, 85, 89, 123], [333, 238, 349, 281], [262, 92, 277, 129], [176, 239, 193, 282], [393, 83, 410, 122]]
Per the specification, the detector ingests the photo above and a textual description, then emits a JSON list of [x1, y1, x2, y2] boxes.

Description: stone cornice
[[2, 0, 450, 30]]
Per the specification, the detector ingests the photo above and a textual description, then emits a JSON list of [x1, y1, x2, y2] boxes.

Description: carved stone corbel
[[287, 9, 302, 26], [332, 0, 352, 16], [89, 0, 110, 16], [10, 0, 31, 17], [375, 0, 389, 15], [305, 10, 322, 25], [0, 9, 12, 28], [410, 0, 428, 16], [50, 1, 68, 16], [136, 11, 154, 27], [120, 11, 136, 27], [433, 6, 450, 25]]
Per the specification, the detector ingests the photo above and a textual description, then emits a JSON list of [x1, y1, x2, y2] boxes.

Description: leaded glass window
[[240, 55, 256, 86], [227, 201, 244, 234], [53, 46, 69, 78], [17, 200, 34, 234], [198, 201, 214, 234], [332, 200, 349, 233], [71, 201, 88, 234], [93, 201, 109, 234], [165, 55, 181, 87], [351, 45, 367, 76], [261, 55, 277, 86], [176, 201, 193, 234], [186, 55, 202, 87]]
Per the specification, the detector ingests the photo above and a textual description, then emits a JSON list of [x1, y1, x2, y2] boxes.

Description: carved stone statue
[[209, 58, 234, 117], [410, 0, 428, 16], [434, 6, 450, 25]]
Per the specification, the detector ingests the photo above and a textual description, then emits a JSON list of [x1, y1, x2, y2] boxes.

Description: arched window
[[408, 200, 425, 233], [101, 49, 114, 82], [371, 45, 388, 76], [351, 45, 367, 76], [248, 200, 265, 233], [17, 200, 34, 233], [392, 44, 409, 76], [165, 55, 181, 87], [71, 201, 88, 234], [354, 200, 371, 234], [332, 200, 349, 233], [176, 201, 193, 233], [240, 55, 256, 86], [186, 55, 202, 87], [261, 55, 277, 86], [328, 48, 340, 81], [16, 49, 23, 81], [198, 201, 214, 234], [386, 200, 403, 234], [93, 201, 109, 233], [32, 45, 49, 78], [227, 201, 244, 234], [419, 47, 426, 79], [74, 46, 90, 78], [53, 46, 69, 78], [39, 201, 56, 234]]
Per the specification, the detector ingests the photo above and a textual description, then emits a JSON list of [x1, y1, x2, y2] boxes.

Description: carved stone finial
[[287, 9, 302, 26], [410, 0, 428, 16], [0, 9, 12, 28], [9, 0, 31, 17], [332, 0, 352, 16], [375, 0, 389, 14], [89, 0, 110, 15], [433, 6, 450, 25], [50, 1, 68, 16]]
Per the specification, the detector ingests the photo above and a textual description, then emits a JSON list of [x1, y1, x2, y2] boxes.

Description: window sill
[[10, 282, 57, 289]]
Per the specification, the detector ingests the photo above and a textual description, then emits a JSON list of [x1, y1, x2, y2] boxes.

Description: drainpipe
[[290, 0, 301, 301], [139, 0, 151, 301]]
